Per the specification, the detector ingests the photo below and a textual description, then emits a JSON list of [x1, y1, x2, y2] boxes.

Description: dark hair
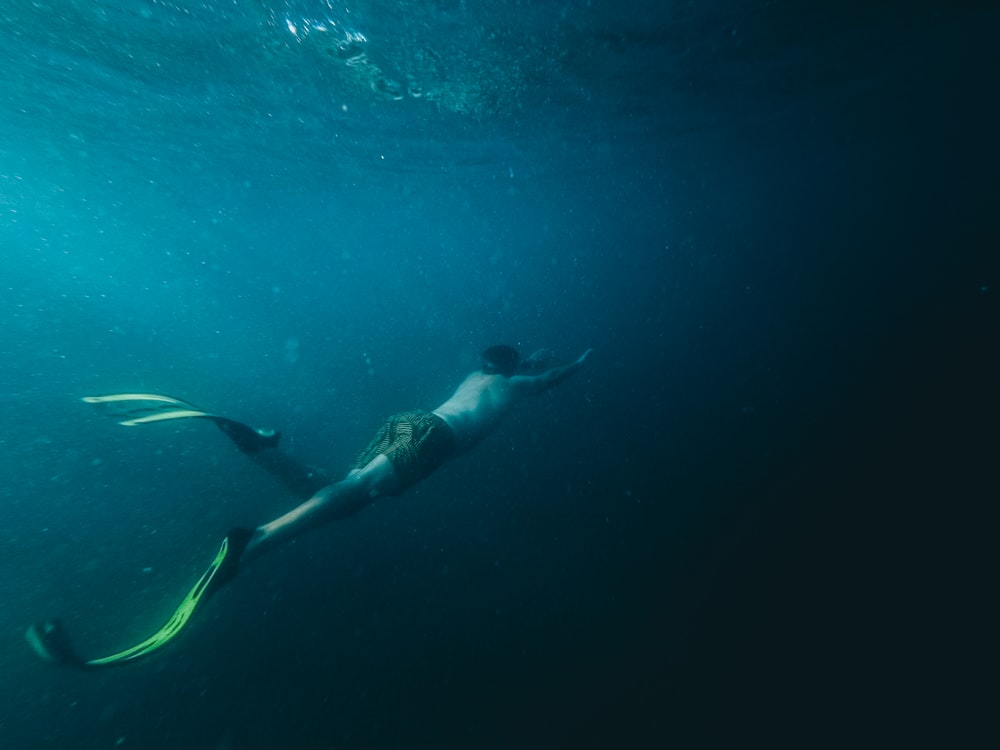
[[481, 345, 520, 377]]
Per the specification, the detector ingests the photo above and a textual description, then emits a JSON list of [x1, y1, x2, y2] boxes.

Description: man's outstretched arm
[[512, 348, 592, 396]]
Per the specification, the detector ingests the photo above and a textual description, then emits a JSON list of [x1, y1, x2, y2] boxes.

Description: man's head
[[481, 345, 520, 377]]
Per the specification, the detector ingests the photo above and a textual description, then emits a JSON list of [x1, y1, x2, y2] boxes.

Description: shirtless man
[[26, 344, 591, 668], [242, 344, 592, 562]]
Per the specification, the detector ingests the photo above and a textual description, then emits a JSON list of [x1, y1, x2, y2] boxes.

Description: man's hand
[[575, 348, 593, 367]]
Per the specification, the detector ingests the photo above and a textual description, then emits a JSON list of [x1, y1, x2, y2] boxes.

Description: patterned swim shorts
[[352, 410, 455, 491]]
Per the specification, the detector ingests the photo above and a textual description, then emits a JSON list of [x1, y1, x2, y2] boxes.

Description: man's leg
[[243, 454, 400, 562], [246, 448, 334, 500], [213, 417, 334, 500]]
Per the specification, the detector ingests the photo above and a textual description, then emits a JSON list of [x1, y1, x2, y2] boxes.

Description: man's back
[[433, 350, 592, 453], [432, 371, 521, 452]]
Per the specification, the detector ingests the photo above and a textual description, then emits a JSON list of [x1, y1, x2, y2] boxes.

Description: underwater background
[[1, 1, 996, 748]]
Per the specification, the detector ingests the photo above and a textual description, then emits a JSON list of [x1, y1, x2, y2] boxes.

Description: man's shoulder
[[461, 370, 504, 387]]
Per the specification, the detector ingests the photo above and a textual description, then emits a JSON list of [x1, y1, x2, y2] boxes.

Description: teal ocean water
[[1, 1, 996, 747]]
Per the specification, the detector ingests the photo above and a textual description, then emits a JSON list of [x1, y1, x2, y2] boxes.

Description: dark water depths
[[2, 1, 997, 747]]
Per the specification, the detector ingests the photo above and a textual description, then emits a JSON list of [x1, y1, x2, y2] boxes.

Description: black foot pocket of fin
[[25, 620, 86, 668], [214, 418, 281, 454], [203, 527, 255, 599]]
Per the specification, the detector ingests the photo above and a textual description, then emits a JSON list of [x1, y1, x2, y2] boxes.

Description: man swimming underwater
[[27, 345, 591, 668]]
